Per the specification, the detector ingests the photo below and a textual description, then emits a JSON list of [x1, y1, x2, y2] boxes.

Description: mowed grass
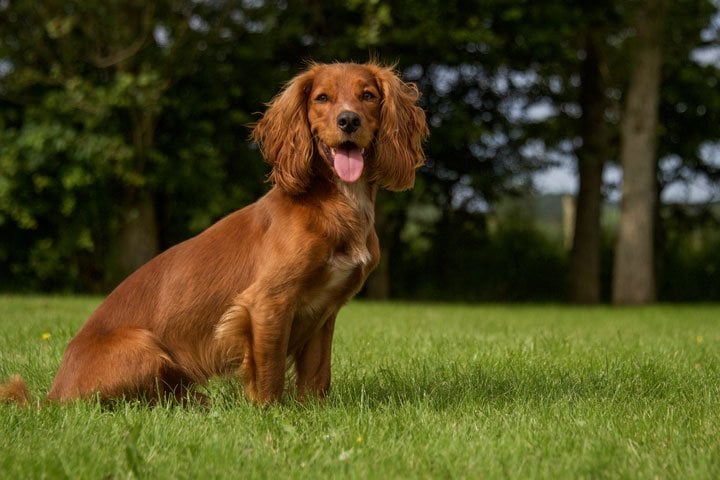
[[1, 296, 719, 479]]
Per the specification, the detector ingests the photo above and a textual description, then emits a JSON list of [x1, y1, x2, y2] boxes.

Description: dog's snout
[[337, 111, 361, 133]]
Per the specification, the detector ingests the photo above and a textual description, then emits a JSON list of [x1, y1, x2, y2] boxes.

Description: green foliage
[[395, 203, 568, 301], [659, 205, 720, 300], [0, 0, 274, 289], [1, 297, 720, 478], [1, 0, 719, 298], [0, 115, 127, 289]]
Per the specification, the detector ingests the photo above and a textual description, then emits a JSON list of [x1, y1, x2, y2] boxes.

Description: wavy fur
[[1, 62, 427, 405]]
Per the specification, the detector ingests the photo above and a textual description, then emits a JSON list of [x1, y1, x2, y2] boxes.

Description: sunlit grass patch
[[1, 296, 719, 478]]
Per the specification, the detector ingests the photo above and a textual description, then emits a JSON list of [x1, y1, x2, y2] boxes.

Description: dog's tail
[[0, 375, 31, 406]]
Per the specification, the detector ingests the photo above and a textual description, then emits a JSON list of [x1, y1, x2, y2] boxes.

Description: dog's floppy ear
[[252, 68, 316, 195], [370, 64, 429, 191]]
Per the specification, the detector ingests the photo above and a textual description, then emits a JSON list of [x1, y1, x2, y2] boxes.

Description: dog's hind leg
[[47, 327, 192, 403], [215, 301, 257, 400]]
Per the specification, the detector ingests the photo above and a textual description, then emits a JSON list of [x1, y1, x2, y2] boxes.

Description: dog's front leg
[[251, 321, 289, 404], [295, 313, 336, 401], [247, 304, 293, 404], [216, 295, 291, 405]]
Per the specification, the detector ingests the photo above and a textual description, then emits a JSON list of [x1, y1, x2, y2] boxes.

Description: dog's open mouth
[[320, 141, 365, 183]]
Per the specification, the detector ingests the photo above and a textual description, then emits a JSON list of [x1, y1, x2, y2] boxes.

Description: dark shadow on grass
[[331, 359, 681, 410]]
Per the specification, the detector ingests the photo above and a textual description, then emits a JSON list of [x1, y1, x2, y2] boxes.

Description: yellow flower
[[41, 332, 51, 341], [696, 335, 704, 344]]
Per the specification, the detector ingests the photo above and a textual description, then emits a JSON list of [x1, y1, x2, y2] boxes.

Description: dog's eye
[[315, 93, 329, 103], [362, 91, 376, 101]]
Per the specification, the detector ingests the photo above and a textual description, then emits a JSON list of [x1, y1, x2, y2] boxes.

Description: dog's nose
[[337, 111, 361, 133]]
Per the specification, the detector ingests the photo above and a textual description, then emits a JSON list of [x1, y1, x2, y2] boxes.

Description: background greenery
[[1, 296, 719, 478], [1, 0, 719, 301]]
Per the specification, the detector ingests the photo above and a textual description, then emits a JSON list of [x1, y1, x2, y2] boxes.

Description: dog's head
[[252, 62, 428, 195]]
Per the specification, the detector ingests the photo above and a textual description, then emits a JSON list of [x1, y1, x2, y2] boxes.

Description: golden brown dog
[[0, 62, 427, 405]]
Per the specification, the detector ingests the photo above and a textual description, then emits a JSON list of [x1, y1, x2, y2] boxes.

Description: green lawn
[[1, 296, 719, 479]]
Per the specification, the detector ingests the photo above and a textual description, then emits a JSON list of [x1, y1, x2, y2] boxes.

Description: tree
[[612, 0, 667, 304], [0, 0, 269, 289], [2, 0, 717, 300], [569, 30, 610, 303]]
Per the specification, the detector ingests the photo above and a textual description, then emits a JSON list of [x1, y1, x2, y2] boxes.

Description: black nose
[[337, 111, 361, 133]]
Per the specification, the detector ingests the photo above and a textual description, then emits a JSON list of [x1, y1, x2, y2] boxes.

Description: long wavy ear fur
[[252, 69, 316, 195], [370, 64, 429, 191]]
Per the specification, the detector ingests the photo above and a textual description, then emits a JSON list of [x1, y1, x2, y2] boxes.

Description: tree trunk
[[569, 31, 607, 304], [109, 110, 160, 286], [365, 243, 391, 299], [612, 0, 665, 304], [111, 189, 159, 285], [365, 196, 392, 299]]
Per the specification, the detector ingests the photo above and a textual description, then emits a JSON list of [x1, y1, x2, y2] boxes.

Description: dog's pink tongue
[[333, 147, 364, 183]]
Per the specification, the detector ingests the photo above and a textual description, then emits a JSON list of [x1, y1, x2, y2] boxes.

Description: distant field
[[1, 296, 719, 479]]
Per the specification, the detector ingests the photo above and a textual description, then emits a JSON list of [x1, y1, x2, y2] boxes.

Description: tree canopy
[[1, 0, 719, 301]]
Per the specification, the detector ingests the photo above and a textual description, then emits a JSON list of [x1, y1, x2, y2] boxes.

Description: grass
[[1, 295, 719, 479]]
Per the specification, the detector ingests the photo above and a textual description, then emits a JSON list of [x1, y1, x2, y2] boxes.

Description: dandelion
[[41, 332, 51, 341], [356, 435, 364, 444], [696, 335, 703, 344]]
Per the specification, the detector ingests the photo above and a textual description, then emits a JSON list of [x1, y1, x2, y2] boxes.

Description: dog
[[0, 61, 428, 405]]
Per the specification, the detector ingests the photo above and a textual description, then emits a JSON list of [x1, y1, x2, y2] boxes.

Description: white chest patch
[[296, 179, 375, 321], [299, 253, 367, 319]]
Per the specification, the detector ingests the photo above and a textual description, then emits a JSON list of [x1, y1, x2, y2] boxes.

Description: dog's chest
[[290, 236, 372, 346], [299, 246, 370, 318], [290, 181, 376, 344]]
